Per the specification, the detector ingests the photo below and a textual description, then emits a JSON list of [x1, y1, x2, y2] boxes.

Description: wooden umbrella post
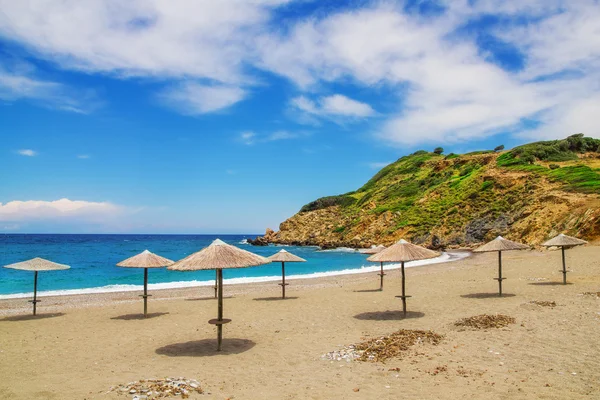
[[496, 251, 504, 297], [214, 270, 218, 299], [561, 246, 567, 285], [208, 268, 231, 351], [143, 268, 148, 317], [400, 261, 407, 315], [378, 262, 385, 290], [217, 269, 223, 351], [280, 262, 287, 299], [32, 271, 38, 316]]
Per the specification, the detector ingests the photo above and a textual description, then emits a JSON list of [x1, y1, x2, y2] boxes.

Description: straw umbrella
[[367, 240, 439, 315], [267, 249, 306, 299], [116, 250, 174, 317], [362, 245, 387, 290], [168, 239, 270, 351], [3, 258, 70, 315], [473, 236, 529, 296], [542, 234, 587, 284]]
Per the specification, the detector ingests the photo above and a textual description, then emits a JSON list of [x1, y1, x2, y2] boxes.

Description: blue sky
[[1, 0, 599, 233]]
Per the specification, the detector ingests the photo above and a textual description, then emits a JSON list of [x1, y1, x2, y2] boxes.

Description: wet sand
[[0, 245, 599, 399]]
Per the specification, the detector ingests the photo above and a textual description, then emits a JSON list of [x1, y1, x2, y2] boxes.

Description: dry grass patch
[[529, 300, 557, 307], [454, 314, 516, 330], [581, 292, 600, 297], [355, 329, 444, 362]]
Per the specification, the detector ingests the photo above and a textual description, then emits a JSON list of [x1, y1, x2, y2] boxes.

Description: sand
[[0, 246, 599, 399]]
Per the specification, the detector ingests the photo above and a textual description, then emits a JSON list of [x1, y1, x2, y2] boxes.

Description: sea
[[0, 234, 469, 299]]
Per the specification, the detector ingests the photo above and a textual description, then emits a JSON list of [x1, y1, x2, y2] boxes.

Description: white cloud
[[17, 149, 37, 156], [0, 66, 97, 113], [0, 198, 122, 222], [77, 154, 91, 159], [1, 1, 599, 143], [259, 2, 600, 144], [0, 0, 289, 83], [239, 131, 257, 145], [158, 82, 246, 114], [239, 129, 300, 145], [290, 94, 375, 122], [321, 94, 375, 117], [265, 130, 298, 141]]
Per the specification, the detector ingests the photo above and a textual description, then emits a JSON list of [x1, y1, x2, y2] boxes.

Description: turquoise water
[[0, 234, 466, 298]]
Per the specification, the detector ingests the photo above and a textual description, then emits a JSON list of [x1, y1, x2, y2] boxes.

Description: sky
[[1, 0, 599, 234]]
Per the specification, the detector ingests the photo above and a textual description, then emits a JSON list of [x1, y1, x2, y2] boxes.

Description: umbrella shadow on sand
[[461, 293, 516, 299], [111, 312, 169, 320], [353, 289, 383, 293], [354, 310, 425, 320], [185, 296, 233, 301], [253, 296, 299, 301], [528, 282, 573, 286], [1, 312, 65, 322], [156, 338, 256, 357]]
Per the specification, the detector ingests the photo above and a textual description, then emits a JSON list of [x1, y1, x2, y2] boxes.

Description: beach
[[1, 245, 599, 399]]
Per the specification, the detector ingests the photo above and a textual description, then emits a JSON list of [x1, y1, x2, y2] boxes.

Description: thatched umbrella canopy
[[361, 245, 388, 290], [368, 240, 440, 315], [168, 239, 270, 351], [117, 250, 174, 317], [267, 249, 306, 299], [474, 236, 529, 296], [542, 234, 587, 284], [3, 258, 70, 315]]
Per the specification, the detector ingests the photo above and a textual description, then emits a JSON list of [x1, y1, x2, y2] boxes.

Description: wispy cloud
[[368, 161, 391, 169], [0, 198, 122, 222], [17, 149, 37, 156], [1, 1, 599, 144], [0, 64, 100, 113], [77, 154, 90, 159], [291, 94, 375, 123], [158, 82, 247, 115], [238, 130, 302, 145], [259, 2, 600, 144], [239, 131, 257, 145]]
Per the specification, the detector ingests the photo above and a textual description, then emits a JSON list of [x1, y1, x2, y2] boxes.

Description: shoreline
[[0, 251, 470, 301]]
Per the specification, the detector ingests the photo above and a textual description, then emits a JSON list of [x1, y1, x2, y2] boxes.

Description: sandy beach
[[1, 245, 599, 400]]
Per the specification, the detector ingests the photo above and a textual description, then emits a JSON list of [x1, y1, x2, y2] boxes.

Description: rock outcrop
[[249, 136, 600, 249]]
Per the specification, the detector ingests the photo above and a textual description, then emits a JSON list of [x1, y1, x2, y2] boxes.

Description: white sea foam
[[317, 247, 358, 253], [0, 251, 470, 300], [239, 239, 248, 244]]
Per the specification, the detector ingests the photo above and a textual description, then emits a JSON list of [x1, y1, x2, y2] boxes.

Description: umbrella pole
[[401, 261, 407, 316], [217, 269, 224, 351], [561, 246, 567, 285], [379, 262, 384, 291], [33, 271, 38, 316], [498, 251, 503, 297], [143, 268, 148, 317], [214, 270, 218, 299], [281, 262, 286, 299]]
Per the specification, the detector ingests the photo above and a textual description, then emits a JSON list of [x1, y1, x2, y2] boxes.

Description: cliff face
[[259, 136, 600, 249]]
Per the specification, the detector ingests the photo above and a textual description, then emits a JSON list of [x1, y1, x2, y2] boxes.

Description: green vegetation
[[494, 145, 505, 152], [300, 194, 356, 213], [496, 134, 600, 194], [433, 147, 444, 155], [497, 134, 600, 167], [297, 135, 599, 242]]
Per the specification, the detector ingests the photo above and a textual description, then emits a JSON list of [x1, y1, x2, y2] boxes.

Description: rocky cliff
[[252, 135, 600, 249]]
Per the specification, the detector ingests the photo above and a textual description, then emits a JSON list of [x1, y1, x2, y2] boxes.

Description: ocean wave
[[0, 252, 470, 300], [239, 239, 248, 244], [317, 247, 358, 253]]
